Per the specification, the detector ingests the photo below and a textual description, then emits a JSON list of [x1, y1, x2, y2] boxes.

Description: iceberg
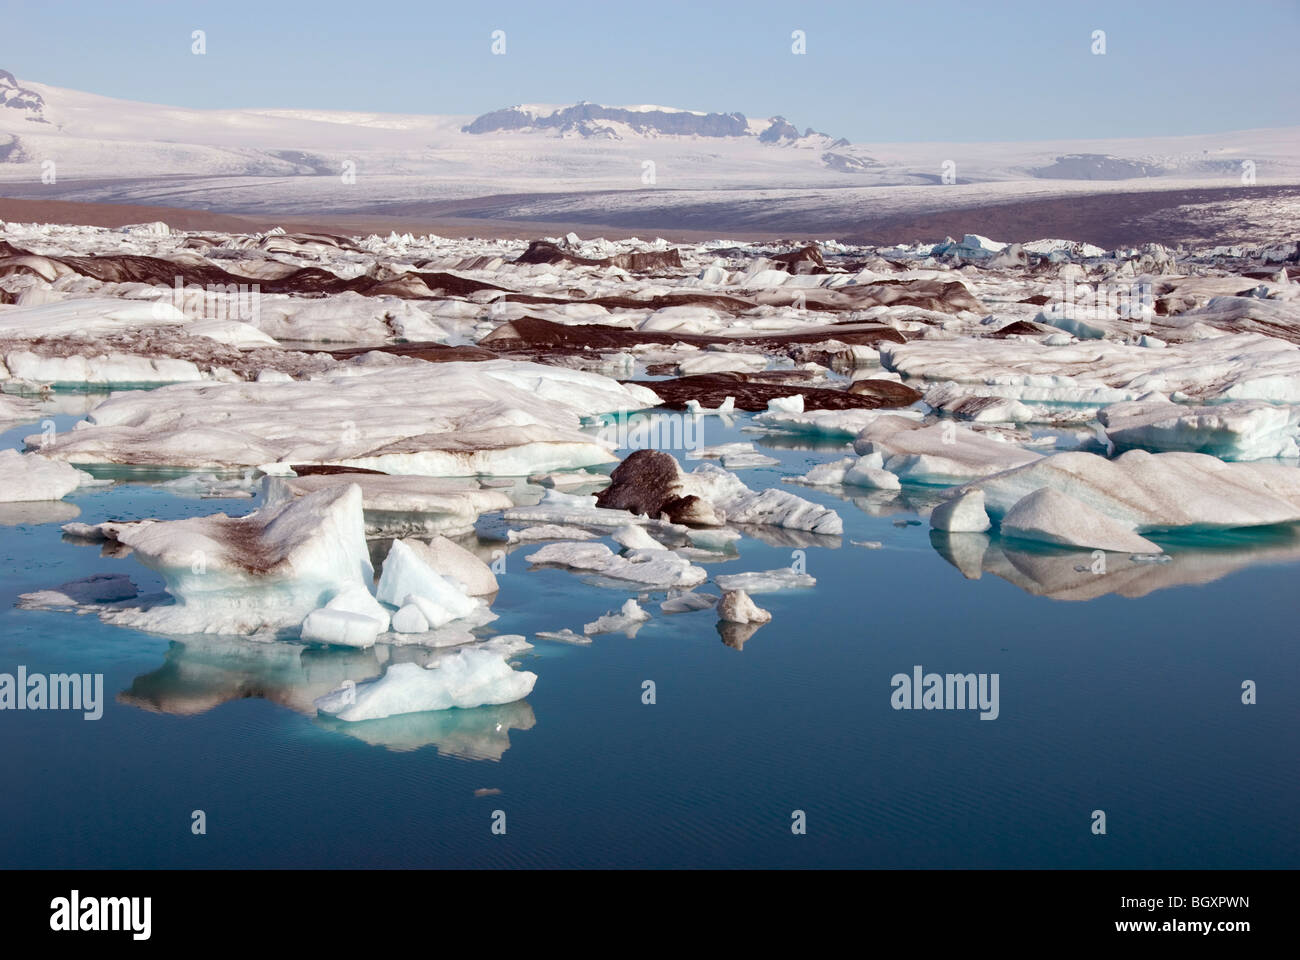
[[264, 474, 513, 538], [596, 449, 842, 534], [1000, 488, 1163, 554], [0, 449, 94, 502], [300, 608, 385, 648], [854, 417, 1042, 485], [717, 589, 771, 624], [375, 540, 479, 627], [526, 541, 707, 588], [961, 449, 1300, 534], [1099, 399, 1300, 461], [714, 568, 815, 593], [584, 599, 651, 636], [929, 489, 991, 533], [69, 483, 373, 635]]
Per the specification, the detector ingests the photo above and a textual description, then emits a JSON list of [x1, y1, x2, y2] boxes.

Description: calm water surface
[[1, 406, 1296, 867]]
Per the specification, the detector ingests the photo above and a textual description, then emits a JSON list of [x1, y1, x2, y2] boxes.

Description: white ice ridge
[[30, 359, 662, 474], [1098, 399, 1300, 461], [263, 474, 513, 538], [879, 334, 1300, 405], [67, 483, 374, 635], [0, 298, 188, 339], [955, 449, 1300, 537], [0, 449, 95, 502], [314, 640, 537, 721], [526, 542, 707, 588], [676, 462, 844, 534], [852, 416, 1042, 486], [754, 405, 922, 438], [714, 568, 815, 593]]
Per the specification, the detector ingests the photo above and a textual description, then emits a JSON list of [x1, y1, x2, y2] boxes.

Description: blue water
[[1, 407, 1297, 868]]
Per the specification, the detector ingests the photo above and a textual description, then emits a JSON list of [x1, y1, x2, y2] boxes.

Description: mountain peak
[[0, 69, 48, 123], [462, 102, 832, 145]]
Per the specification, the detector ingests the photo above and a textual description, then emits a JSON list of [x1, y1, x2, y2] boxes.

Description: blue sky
[[3, 0, 1297, 142]]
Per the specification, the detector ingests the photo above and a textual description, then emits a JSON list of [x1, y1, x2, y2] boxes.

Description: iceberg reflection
[[119, 636, 535, 759], [931, 525, 1300, 600]]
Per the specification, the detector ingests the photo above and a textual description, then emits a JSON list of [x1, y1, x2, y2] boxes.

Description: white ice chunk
[[930, 489, 991, 533], [300, 608, 383, 648], [0, 449, 93, 502], [963, 449, 1300, 534], [1001, 488, 1163, 554], [376, 540, 478, 627], [526, 541, 706, 587], [584, 599, 651, 636], [717, 589, 772, 624], [714, 569, 815, 593]]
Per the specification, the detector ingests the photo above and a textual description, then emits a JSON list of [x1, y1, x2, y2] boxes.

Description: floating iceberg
[[961, 449, 1300, 535], [854, 417, 1042, 486], [66, 483, 373, 635], [526, 541, 707, 588], [264, 474, 513, 538], [1000, 487, 1163, 554], [595, 449, 842, 534], [0, 449, 94, 502], [584, 599, 651, 636], [717, 589, 771, 624], [375, 540, 480, 628], [880, 333, 1300, 405]]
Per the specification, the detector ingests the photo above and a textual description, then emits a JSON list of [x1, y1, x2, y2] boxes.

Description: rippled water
[[1, 406, 1297, 868]]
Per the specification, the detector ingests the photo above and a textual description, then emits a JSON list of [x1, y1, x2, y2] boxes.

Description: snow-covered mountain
[[461, 101, 838, 146], [1, 68, 1298, 229], [0, 70, 48, 125]]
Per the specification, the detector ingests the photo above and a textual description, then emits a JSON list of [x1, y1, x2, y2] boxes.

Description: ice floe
[[525, 541, 707, 588], [959, 449, 1300, 536], [31, 359, 661, 474], [0, 449, 94, 502]]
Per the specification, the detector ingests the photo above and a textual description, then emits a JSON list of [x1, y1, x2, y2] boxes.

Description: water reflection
[[931, 525, 1300, 600], [119, 636, 535, 759]]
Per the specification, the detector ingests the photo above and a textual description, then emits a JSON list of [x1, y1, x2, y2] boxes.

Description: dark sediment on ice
[[479, 315, 905, 354], [514, 239, 684, 273], [288, 464, 389, 476], [324, 342, 498, 363], [631, 371, 921, 411], [594, 449, 716, 525]]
